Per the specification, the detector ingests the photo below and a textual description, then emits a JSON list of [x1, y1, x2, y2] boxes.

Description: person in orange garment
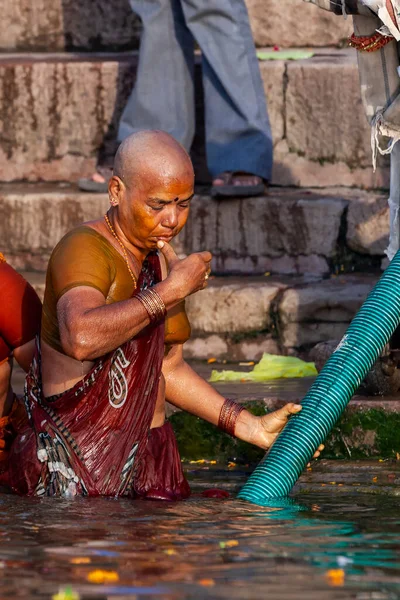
[[1, 131, 322, 498], [0, 254, 42, 460]]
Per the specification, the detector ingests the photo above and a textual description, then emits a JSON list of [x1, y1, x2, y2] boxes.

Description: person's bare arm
[[0, 359, 12, 417], [162, 345, 323, 453], [58, 244, 211, 361], [0, 341, 35, 418], [58, 286, 153, 360], [12, 339, 36, 373]]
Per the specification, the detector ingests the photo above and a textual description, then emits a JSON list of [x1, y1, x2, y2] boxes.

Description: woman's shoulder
[[52, 225, 122, 263]]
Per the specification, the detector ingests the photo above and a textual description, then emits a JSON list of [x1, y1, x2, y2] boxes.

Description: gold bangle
[[135, 287, 166, 323]]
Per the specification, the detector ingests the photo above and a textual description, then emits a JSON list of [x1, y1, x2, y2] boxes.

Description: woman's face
[[115, 162, 194, 252]]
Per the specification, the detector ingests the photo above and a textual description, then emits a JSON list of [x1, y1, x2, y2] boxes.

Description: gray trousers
[[387, 143, 400, 260], [118, 0, 273, 180]]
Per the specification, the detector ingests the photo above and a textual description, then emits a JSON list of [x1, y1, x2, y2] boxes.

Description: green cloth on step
[[209, 353, 318, 383], [257, 50, 314, 61]]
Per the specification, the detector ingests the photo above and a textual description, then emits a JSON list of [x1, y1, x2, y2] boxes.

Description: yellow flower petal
[[70, 557, 91, 565], [87, 570, 119, 584], [326, 569, 345, 587], [52, 587, 80, 600], [198, 579, 215, 587], [219, 540, 239, 549]]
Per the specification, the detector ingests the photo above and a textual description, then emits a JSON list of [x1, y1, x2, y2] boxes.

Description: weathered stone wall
[[2, 186, 388, 274], [0, 185, 109, 270], [184, 273, 379, 359], [0, 51, 387, 187], [180, 191, 347, 275], [0, 0, 351, 52], [286, 55, 370, 168], [271, 51, 389, 189], [278, 275, 377, 348], [246, 0, 351, 48], [0, 0, 141, 52], [0, 57, 136, 182]]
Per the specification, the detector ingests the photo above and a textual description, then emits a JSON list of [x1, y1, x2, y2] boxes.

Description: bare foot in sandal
[[211, 171, 267, 198], [78, 166, 113, 193]]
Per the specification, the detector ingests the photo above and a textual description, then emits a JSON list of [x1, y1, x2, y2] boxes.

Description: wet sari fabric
[[1, 253, 190, 500]]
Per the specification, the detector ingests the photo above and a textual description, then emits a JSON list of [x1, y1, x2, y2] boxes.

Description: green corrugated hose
[[238, 251, 400, 505]]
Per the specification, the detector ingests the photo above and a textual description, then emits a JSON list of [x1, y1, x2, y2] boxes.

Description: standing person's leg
[[386, 142, 400, 262], [79, 0, 196, 192], [181, 0, 273, 197], [119, 0, 195, 147], [386, 143, 400, 351]]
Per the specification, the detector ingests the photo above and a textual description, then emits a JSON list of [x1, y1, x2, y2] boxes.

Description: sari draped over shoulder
[[0, 253, 190, 500]]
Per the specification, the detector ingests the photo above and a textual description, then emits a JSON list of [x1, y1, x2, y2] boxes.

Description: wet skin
[[42, 131, 324, 454], [41, 133, 202, 431], [0, 340, 36, 419]]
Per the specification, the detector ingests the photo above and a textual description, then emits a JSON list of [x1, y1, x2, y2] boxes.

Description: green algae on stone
[[169, 402, 266, 464], [325, 409, 400, 460], [170, 404, 400, 463]]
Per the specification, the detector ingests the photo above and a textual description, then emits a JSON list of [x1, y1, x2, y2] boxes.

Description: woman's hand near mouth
[[156, 240, 212, 301]]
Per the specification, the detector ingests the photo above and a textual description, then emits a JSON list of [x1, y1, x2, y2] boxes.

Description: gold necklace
[[104, 213, 137, 289]]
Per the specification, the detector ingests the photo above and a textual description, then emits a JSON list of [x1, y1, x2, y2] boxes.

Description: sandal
[[211, 171, 267, 198], [78, 166, 113, 193]]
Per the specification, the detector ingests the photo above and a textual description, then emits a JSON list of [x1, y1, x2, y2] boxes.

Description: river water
[[1, 468, 400, 600]]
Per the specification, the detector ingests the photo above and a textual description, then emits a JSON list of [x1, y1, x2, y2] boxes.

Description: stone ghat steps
[[23, 267, 379, 359], [3, 0, 350, 52], [1, 183, 389, 276], [0, 49, 388, 188]]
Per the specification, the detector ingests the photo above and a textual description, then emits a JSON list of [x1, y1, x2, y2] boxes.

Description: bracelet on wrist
[[218, 398, 245, 437], [135, 287, 166, 323]]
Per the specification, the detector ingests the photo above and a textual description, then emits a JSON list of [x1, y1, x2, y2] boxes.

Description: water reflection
[[0, 478, 399, 599]]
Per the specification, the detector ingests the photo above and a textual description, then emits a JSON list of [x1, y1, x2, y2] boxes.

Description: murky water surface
[[1, 470, 400, 600]]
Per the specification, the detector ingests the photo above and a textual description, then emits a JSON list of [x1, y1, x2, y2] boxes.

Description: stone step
[[2, 0, 350, 53], [1, 183, 389, 275], [21, 266, 379, 358], [0, 50, 388, 188], [185, 272, 379, 357], [187, 462, 400, 497]]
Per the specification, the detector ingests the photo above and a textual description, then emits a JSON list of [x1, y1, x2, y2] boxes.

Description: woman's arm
[[58, 286, 153, 361], [162, 345, 323, 453], [58, 244, 211, 362]]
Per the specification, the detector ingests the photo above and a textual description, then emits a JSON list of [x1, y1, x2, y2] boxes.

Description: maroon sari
[[1, 253, 190, 500]]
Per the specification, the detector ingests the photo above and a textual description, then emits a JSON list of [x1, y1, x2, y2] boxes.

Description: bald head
[[113, 130, 193, 189]]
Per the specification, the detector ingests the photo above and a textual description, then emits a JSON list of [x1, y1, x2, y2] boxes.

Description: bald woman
[[1, 131, 322, 498]]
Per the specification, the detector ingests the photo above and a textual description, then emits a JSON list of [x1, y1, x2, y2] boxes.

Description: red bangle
[[218, 399, 245, 437]]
